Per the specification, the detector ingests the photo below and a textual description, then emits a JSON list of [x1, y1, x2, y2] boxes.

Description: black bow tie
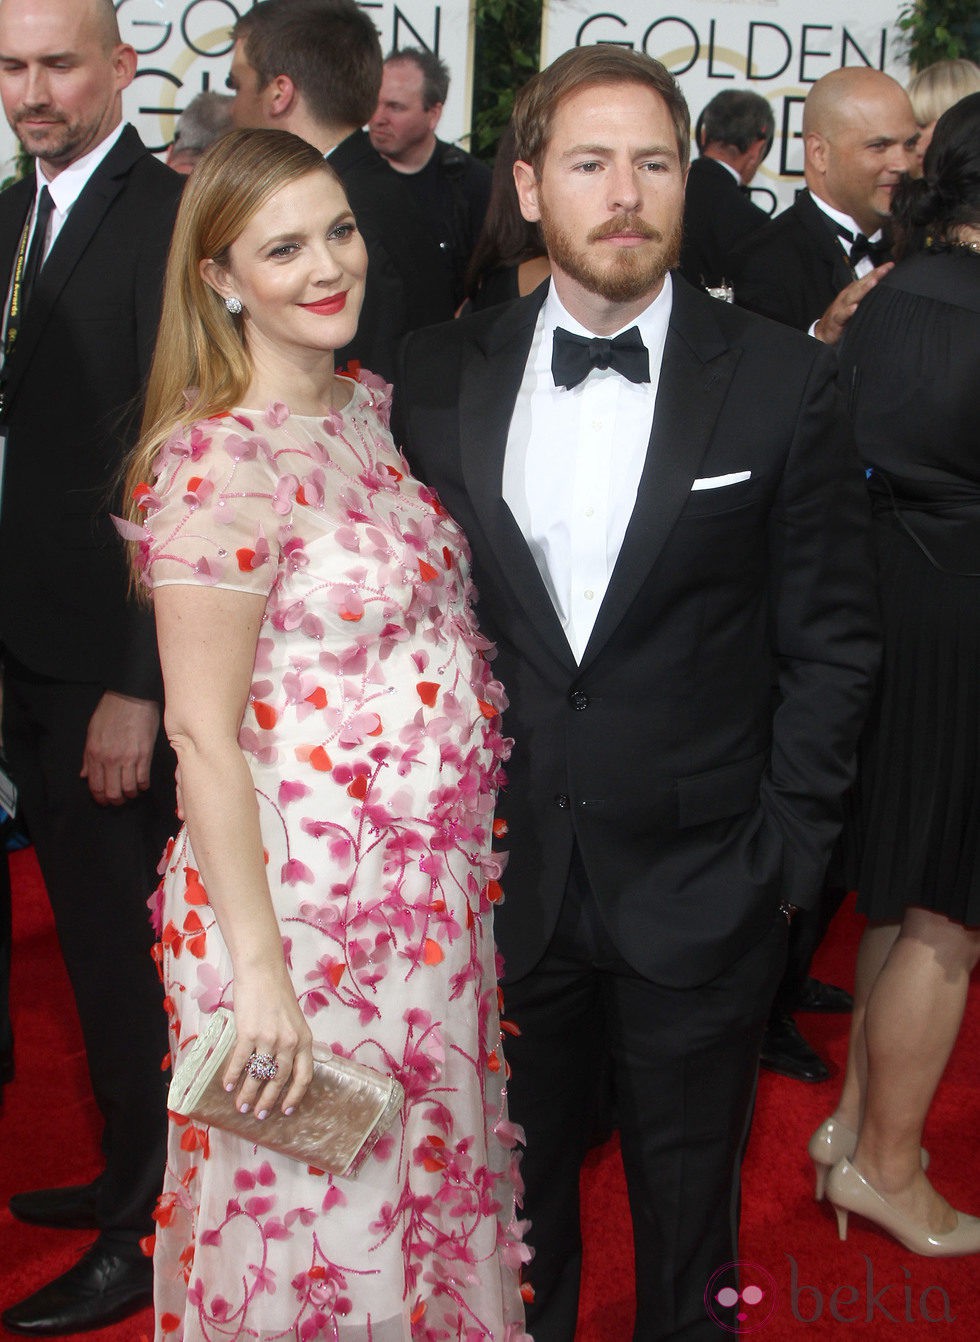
[[552, 325, 650, 390], [833, 222, 890, 267], [849, 233, 890, 266]]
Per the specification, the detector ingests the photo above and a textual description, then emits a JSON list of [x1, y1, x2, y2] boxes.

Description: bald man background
[[731, 68, 919, 339], [0, 0, 181, 1331]]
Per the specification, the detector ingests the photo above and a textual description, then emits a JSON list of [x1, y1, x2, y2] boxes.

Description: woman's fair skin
[[833, 911, 980, 1234], [153, 169, 368, 1120]]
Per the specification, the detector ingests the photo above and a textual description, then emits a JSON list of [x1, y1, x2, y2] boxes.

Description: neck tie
[[552, 325, 650, 390], [21, 185, 54, 317]]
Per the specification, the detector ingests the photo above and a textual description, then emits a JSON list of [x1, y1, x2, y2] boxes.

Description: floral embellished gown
[[140, 375, 530, 1342]]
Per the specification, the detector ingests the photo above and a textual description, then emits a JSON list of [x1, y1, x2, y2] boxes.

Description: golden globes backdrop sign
[[542, 0, 910, 215], [0, 0, 475, 178]]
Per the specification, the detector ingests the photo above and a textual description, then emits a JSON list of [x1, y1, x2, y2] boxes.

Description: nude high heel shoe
[[808, 1118, 857, 1201], [825, 1159, 980, 1257], [808, 1117, 929, 1201]]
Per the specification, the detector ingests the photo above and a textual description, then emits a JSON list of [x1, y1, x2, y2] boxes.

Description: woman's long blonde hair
[[122, 129, 340, 531]]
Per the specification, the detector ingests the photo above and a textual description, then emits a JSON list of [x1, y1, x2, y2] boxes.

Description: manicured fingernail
[[256, 1110, 268, 1121], [239, 1103, 250, 1113], [224, 1083, 235, 1092], [284, 1106, 295, 1116]]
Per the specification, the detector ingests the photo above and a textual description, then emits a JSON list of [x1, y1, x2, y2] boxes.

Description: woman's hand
[[222, 971, 314, 1119]]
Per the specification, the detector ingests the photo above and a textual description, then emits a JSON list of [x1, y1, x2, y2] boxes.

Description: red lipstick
[[300, 293, 347, 315]]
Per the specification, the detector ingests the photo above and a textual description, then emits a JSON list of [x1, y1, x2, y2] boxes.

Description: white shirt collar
[[809, 191, 883, 244], [37, 121, 127, 215]]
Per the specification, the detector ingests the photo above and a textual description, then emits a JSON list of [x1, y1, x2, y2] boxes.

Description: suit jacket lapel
[[459, 286, 578, 672], [795, 188, 854, 294], [3, 127, 144, 398], [580, 278, 739, 669]]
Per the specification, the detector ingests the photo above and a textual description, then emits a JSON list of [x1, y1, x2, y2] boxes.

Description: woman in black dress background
[[460, 123, 549, 313], [810, 94, 980, 1255]]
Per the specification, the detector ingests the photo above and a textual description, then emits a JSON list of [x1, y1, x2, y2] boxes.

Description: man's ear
[[200, 257, 233, 302], [265, 73, 297, 122], [113, 43, 137, 94], [805, 131, 828, 176], [513, 159, 541, 224]]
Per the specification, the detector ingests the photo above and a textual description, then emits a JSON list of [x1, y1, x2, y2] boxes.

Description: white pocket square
[[691, 471, 751, 491]]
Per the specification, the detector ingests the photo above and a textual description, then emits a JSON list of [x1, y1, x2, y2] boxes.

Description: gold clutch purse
[[167, 1007, 404, 1179]]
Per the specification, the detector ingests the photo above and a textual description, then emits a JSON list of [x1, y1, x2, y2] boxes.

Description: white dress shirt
[[809, 192, 882, 280], [503, 276, 672, 663]]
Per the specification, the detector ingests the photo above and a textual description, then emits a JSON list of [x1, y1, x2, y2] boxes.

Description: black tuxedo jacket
[[394, 278, 879, 987], [730, 188, 855, 331], [330, 129, 454, 381], [679, 156, 770, 289], [0, 126, 182, 699]]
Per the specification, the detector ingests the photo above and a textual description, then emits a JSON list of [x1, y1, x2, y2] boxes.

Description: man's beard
[[13, 108, 87, 167], [539, 205, 682, 305]]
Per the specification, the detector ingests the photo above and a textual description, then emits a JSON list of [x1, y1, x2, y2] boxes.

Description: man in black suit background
[[228, 0, 454, 382], [678, 89, 773, 290], [369, 47, 491, 307], [0, 0, 181, 1332], [394, 46, 879, 1340], [730, 67, 919, 342]]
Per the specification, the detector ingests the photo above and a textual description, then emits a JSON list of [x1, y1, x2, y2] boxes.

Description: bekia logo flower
[[704, 1261, 777, 1332]]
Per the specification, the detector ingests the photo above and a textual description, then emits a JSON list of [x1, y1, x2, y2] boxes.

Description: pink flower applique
[[265, 401, 290, 428]]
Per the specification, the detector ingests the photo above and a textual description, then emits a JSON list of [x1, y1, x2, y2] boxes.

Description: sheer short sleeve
[[139, 416, 284, 598]]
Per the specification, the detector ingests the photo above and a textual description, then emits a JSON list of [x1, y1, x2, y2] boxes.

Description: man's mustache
[[14, 106, 63, 124], [588, 214, 660, 243]]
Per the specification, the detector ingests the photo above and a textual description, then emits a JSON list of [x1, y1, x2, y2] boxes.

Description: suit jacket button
[[569, 689, 589, 710], [554, 793, 570, 809]]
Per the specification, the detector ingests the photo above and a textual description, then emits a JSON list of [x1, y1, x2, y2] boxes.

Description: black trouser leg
[[3, 668, 176, 1247]]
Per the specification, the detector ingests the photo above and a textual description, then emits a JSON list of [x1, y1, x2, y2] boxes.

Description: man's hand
[[814, 262, 893, 346], [81, 691, 160, 805]]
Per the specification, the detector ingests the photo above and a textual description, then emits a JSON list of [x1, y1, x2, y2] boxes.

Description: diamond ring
[[246, 1051, 279, 1082]]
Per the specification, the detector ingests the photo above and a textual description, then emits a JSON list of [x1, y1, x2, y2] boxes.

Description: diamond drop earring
[[225, 296, 243, 315]]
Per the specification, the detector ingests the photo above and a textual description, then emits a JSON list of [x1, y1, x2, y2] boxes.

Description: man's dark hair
[[696, 90, 775, 156], [234, 0, 382, 131], [385, 47, 450, 110]]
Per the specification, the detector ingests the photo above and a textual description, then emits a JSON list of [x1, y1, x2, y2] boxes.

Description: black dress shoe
[[759, 1013, 831, 1083], [1, 1239, 152, 1336], [795, 975, 854, 1013], [8, 1182, 99, 1230]]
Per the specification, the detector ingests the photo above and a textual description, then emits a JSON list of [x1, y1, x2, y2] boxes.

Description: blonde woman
[[122, 128, 530, 1341], [906, 57, 980, 170]]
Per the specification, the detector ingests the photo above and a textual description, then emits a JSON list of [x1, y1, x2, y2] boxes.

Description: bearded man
[[393, 46, 879, 1341]]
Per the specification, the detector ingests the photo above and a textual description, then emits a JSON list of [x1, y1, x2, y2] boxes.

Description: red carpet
[[2, 846, 979, 1339]]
